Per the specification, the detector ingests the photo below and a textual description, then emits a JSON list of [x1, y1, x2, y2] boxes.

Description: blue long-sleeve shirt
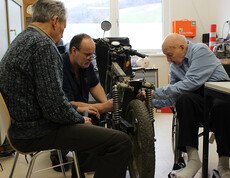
[[153, 41, 230, 109]]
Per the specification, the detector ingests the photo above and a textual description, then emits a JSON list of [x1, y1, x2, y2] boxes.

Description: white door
[[7, 0, 23, 43], [0, 0, 23, 144], [0, 0, 9, 60]]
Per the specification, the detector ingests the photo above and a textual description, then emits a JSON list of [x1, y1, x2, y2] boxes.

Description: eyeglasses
[[75, 47, 95, 60], [84, 53, 95, 60]]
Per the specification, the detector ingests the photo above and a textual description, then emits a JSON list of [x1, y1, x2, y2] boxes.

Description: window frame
[[61, 0, 170, 54], [109, 0, 170, 54]]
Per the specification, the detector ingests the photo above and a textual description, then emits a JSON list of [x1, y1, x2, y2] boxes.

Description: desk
[[219, 58, 230, 77], [133, 67, 158, 88], [203, 82, 230, 178]]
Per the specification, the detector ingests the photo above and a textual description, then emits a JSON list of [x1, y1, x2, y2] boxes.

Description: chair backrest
[[0, 93, 32, 154], [0, 93, 11, 144], [0, 93, 35, 155]]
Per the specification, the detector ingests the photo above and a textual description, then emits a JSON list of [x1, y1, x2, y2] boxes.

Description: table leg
[[202, 94, 212, 178]]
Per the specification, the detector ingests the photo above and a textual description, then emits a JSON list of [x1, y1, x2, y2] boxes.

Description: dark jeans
[[50, 113, 108, 176], [176, 93, 230, 157], [10, 124, 131, 178], [51, 146, 99, 177]]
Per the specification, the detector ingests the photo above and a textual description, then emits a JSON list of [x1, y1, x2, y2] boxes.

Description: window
[[60, 0, 168, 52]]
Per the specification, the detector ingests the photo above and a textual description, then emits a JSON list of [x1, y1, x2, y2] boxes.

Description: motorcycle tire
[[125, 99, 155, 178]]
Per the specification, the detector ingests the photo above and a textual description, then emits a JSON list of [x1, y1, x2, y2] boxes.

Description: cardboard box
[[156, 107, 172, 113]]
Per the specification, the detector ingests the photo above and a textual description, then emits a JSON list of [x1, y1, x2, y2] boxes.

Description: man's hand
[[77, 106, 100, 119], [137, 90, 154, 101], [102, 99, 113, 113], [137, 91, 146, 101], [83, 116, 92, 125]]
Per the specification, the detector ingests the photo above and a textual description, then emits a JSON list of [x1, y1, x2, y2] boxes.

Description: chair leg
[[26, 152, 38, 178], [25, 150, 53, 178], [57, 150, 66, 178], [72, 151, 81, 178], [0, 162, 3, 171], [9, 152, 19, 178]]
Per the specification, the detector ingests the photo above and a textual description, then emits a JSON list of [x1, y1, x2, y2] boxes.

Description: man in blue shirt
[[138, 33, 230, 178], [51, 34, 114, 176], [62, 34, 113, 116]]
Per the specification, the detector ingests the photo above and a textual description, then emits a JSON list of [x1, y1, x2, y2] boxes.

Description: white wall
[[0, 0, 9, 60], [170, 0, 230, 42], [150, 0, 230, 88]]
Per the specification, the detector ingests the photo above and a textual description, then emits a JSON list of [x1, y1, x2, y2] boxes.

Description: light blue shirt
[[153, 41, 230, 109]]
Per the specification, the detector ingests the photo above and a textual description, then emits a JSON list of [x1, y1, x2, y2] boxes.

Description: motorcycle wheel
[[125, 99, 155, 178]]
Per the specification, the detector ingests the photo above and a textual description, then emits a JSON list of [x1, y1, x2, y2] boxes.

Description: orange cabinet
[[173, 20, 196, 38]]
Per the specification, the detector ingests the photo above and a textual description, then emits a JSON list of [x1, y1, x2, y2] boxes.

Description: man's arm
[[69, 81, 113, 114], [153, 97, 177, 109], [71, 99, 113, 114], [35, 44, 84, 124], [89, 83, 113, 113], [155, 45, 220, 100], [90, 83, 107, 103]]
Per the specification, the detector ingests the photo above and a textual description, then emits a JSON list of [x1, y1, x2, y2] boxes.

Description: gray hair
[[31, 0, 66, 23]]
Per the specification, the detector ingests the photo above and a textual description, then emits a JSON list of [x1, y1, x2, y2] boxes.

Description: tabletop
[[205, 82, 230, 93]]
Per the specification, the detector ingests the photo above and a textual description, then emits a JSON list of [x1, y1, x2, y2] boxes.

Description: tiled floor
[[0, 113, 220, 178]]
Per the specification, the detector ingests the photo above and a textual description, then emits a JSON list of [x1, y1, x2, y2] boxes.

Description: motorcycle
[[94, 21, 156, 178]]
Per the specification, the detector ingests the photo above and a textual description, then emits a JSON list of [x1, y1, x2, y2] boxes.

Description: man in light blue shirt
[[153, 34, 229, 109], [138, 33, 230, 178]]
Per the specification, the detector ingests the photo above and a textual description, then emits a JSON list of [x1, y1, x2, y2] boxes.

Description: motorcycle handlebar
[[94, 38, 148, 58], [127, 49, 147, 58]]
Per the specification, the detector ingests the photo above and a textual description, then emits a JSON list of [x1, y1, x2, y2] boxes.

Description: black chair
[[170, 107, 211, 171], [223, 64, 230, 77], [171, 107, 186, 170]]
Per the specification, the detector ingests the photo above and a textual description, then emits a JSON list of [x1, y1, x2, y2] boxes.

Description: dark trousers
[[50, 113, 107, 176], [176, 93, 230, 157], [10, 124, 131, 178]]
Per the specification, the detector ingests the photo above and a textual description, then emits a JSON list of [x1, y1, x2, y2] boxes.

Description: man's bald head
[[162, 33, 187, 51], [162, 33, 188, 66]]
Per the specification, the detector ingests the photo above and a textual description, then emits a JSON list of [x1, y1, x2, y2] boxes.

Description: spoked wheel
[[171, 107, 178, 155], [171, 107, 186, 170], [125, 99, 155, 178]]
